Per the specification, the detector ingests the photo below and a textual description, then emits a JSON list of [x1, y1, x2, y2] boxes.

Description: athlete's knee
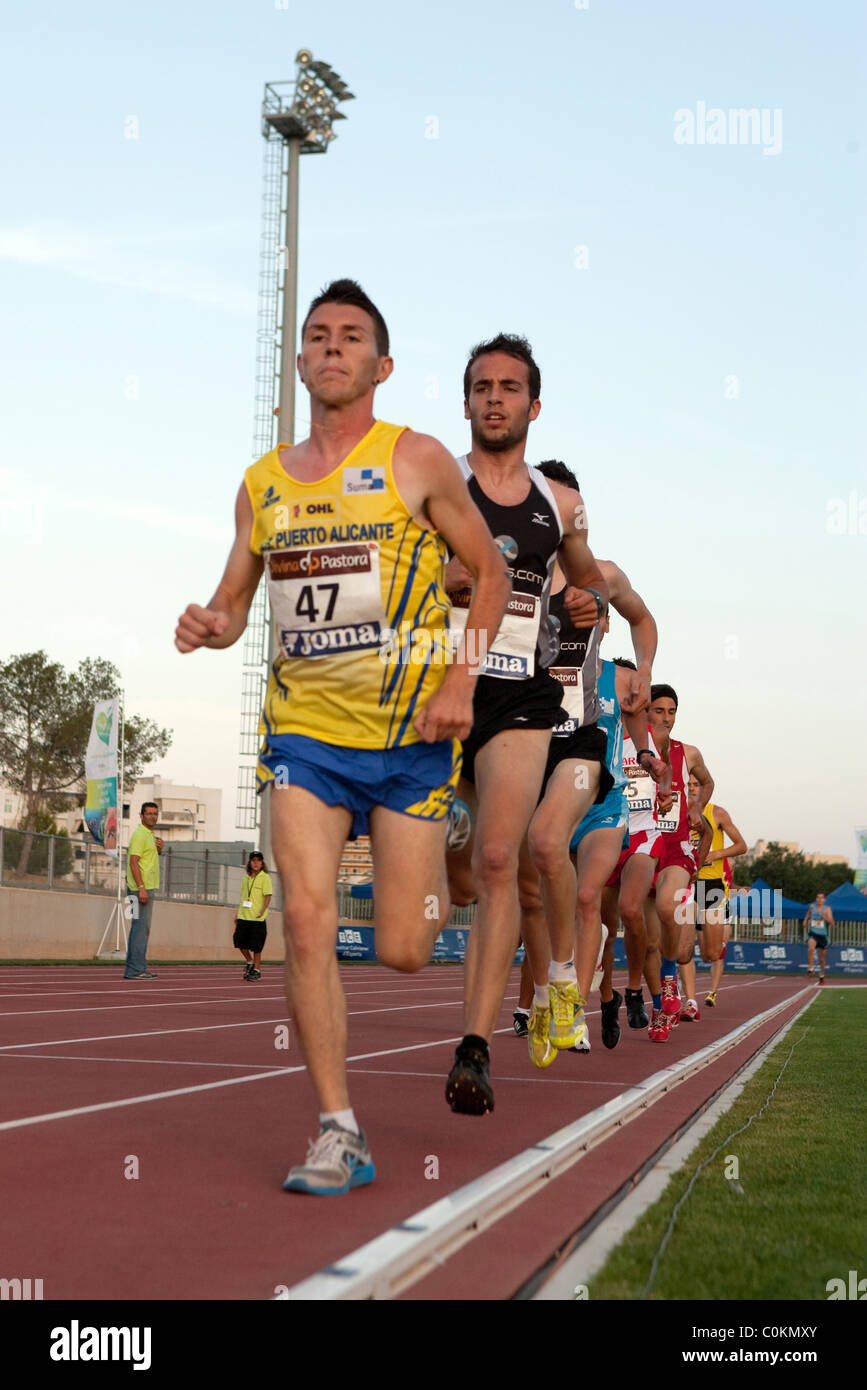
[[472, 837, 518, 885], [576, 879, 602, 914], [518, 878, 543, 913], [282, 903, 336, 962], [527, 826, 570, 878], [447, 862, 477, 906], [377, 935, 429, 973]]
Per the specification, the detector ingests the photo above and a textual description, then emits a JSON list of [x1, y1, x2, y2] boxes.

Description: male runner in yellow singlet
[[176, 279, 509, 1193]]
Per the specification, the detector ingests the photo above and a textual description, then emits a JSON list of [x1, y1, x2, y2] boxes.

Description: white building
[[0, 776, 221, 847]]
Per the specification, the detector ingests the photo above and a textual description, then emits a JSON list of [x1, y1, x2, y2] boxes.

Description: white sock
[[534, 984, 550, 1008], [515, 1006, 530, 1017], [320, 1108, 359, 1136], [548, 958, 577, 984]]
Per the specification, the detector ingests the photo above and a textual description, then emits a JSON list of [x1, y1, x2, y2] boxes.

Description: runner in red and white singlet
[[644, 684, 713, 1042]]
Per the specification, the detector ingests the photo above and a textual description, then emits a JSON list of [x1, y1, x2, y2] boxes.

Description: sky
[[1, 0, 864, 857]]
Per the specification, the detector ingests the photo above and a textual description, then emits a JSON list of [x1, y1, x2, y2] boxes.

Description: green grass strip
[[589, 990, 867, 1300]]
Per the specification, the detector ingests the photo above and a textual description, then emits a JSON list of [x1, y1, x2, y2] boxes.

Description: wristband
[[583, 587, 605, 621], [637, 748, 656, 762]]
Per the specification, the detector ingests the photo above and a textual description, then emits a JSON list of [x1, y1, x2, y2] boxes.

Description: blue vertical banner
[[84, 698, 119, 856]]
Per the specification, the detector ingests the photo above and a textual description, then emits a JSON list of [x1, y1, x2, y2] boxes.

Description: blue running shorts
[[258, 733, 462, 839]]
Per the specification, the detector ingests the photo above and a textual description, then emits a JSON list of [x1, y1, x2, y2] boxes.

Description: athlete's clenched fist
[[175, 604, 231, 653]]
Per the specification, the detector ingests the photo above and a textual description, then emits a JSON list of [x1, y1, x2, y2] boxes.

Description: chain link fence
[[2, 830, 864, 942]]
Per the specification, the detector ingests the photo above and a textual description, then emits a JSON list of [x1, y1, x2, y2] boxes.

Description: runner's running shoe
[[446, 1040, 494, 1114], [513, 1009, 529, 1038], [600, 990, 622, 1049], [570, 1025, 591, 1053], [625, 988, 649, 1029], [528, 1000, 557, 1067], [679, 998, 700, 1022], [549, 980, 584, 1050], [648, 1007, 673, 1042], [243, 963, 253, 980], [283, 1122, 375, 1195], [446, 798, 472, 852], [705, 990, 717, 1007], [661, 976, 681, 1017]]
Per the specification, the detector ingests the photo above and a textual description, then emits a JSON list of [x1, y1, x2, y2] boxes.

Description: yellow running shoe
[[549, 980, 584, 1050], [527, 1000, 556, 1068], [705, 990, 717, 1007]]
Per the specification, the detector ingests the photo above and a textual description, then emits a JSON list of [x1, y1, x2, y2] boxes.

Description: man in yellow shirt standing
[[124, 802, 163, 979], [234, 851, 273, 981]]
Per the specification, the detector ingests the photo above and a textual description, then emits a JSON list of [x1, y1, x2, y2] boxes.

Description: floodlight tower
[[236, 51, 355, 850]]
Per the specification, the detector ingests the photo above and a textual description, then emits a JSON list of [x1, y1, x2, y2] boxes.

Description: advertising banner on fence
[[855, 827, 867, 891], [335, 926, 866, 974], [84, 698, 119, 856]]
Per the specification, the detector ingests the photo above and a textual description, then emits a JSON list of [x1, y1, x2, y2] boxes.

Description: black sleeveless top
[[451, 457, 562, 679]]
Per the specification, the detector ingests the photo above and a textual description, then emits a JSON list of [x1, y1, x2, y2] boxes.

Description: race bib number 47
[[267, 544, 388, 658]]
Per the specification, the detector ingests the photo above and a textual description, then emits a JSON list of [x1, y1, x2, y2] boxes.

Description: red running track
[[0, 963, 829, 1300]]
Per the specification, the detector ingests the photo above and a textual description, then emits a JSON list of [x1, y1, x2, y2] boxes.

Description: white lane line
[[0, 1027, 512, 1132], [0, 1053, 287, 1071], [281, 987, 812, 1300], [0, 1016, 291, 1050], [0, 982, 468, 1002], [345, 1067, 624, 1087], [1, 989, 461, 1023], [0, 996, 466, 1050]]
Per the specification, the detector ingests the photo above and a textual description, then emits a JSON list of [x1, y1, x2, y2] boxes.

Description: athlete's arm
[[615, 670, 667, 784], [825, 906, 834, 926], [600, 560, 657, 714], [684, 743, 714, 809], [545, 480, 609, 626], [693, 813, 714, 873], [397, 433, 510, 741], [175, 483, 264, 652], [704, 805, 747, 865]]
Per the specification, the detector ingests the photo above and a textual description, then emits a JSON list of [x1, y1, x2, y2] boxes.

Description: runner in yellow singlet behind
[[175, 279, 510, 1195], [686, 775, 747, 1009]]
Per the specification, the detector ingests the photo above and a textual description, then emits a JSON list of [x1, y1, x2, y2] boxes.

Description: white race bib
[[656, 791, 681, 835], [242, 900, 253, 909], [549, 666, 585, 725], [267, 544, 388, 659], [449, 588, 540, 679]]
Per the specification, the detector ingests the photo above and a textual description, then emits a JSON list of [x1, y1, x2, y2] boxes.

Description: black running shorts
[[460, 669, 563, 785], [542, 721, 613, 805], [234, 920, 267, 952], [695, 880, 728, 926]]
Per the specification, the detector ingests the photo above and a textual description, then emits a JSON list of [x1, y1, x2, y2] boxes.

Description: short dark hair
[[537, 459, 580, 492], [650, 683, 678, 708], [140, 802, 158, 815], [301, 278, 389, 356], [613, 657, 637, 671], [247, 851, 268, 874], [463, 333, 541, 402]]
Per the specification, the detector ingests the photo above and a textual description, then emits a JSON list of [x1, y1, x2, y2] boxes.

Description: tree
[[0, 652, 172, 873], [737, 841, 854, 903]]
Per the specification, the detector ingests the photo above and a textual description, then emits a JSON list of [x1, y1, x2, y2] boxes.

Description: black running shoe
[[513, 1009, 529, 1038], [445, 1041, 494, 1115], [600, 989, 622, 1049], [625, 988, 648, 1030]]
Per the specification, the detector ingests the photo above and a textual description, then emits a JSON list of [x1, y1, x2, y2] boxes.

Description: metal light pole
[[257, 50, 355, 862]]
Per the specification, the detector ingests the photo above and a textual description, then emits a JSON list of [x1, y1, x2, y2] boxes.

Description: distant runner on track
[[175, 279, 509, 1194]]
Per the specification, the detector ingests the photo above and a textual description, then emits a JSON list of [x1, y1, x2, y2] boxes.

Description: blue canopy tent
[[825, 881, 867, 922], [730, 876, 808, 919]]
